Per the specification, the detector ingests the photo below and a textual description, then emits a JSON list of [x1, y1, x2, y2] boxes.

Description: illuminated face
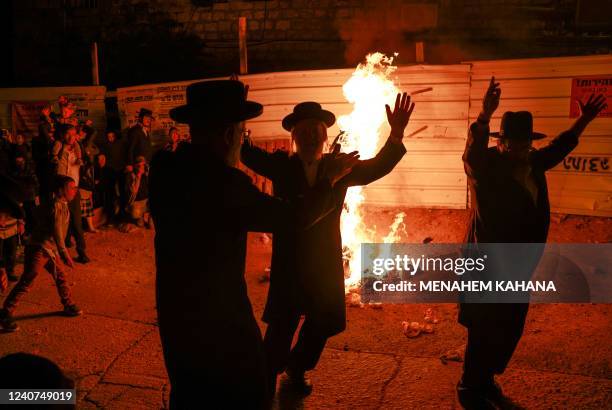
[[61, 106, 75, 119], [141, 115, 153, 128], [62, 181, 78, 202], [292, 119, 327, 162], [42, 107, 51, 117], [15, 157, 26, 170], [15, 134, 25, 145], [106, 132, 116, 143], [497, 138, 532, 161], [97, 154, 106, 168], [170, 129, 180, 143], [64, 128, 77, 145]]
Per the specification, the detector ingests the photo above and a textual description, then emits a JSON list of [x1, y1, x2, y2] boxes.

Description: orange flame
[[338, 52, 403, 293]]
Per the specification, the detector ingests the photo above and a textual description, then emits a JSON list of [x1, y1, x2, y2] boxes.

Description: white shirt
[[57, 146, 80, 187]]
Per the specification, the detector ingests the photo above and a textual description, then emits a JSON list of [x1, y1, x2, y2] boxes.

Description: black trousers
[[0, 235, 18, 274], [461, 303, 529, 387], [67, 190, 86, 256], [159, 314, 269, 409], [264, 314, 328, 379], [22, 200, 36, 236], [103, 171, 119, 222]]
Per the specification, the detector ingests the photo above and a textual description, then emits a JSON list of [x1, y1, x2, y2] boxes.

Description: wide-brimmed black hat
[[490, 111, 546, 140], [137, 108, 154, 119], [282, 102, 336, 132], [170, 80, 263, 124]]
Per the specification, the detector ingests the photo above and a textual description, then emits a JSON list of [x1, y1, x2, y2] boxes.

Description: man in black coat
[[148, 80, 358, 409], [458, 77, 607, 408], [127, 108, 154, 165], [241, 95, 415, 395]]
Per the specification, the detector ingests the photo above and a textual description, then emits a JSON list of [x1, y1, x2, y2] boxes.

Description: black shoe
[[267, 372, 278, 401], [457, 381, 497, 410], [283, 369, 313, 395], [63, 304, 83, 317], [7, 273, 19, 282], [0, 309, 19, 332], [483, 380, 504, 403], [75, 254, 90, 264]]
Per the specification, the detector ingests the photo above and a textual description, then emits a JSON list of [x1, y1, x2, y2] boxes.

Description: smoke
[[336, 1, 440, 66], [334, 0, 571, 65]]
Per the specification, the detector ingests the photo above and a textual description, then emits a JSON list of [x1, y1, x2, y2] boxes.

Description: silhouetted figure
[[98, 130, 125, 224], [10, 155, 39, 236], [0, 177, 25, 283], [241, 96, 414, 396], [0, 352, 75, 409], [94, 154, 117, 224], [458, 77, 607, 408], [149, 80, 356, 409], [127, 108, 154, 165]]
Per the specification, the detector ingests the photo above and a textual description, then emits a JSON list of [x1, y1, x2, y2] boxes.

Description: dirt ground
[[0, 207, 611, 409]]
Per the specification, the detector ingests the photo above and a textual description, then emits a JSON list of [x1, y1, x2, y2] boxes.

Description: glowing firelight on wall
[[337, 52, 406, 292]]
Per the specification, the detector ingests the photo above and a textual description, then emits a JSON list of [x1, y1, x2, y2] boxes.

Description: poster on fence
[[116, 82, 191, 148], [0, 86, 107, 142], [10, 101, 48, 139], [570, 75, 612, 118]]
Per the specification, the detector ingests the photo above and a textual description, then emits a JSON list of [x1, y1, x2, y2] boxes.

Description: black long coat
[[241, 139, 406, 337], [148, 143, 335, 407], [126, 124, 152, 165], [460, 120, 579, 326]]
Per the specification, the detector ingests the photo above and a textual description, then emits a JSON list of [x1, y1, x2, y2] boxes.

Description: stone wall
[[9, 0, 611, 87]]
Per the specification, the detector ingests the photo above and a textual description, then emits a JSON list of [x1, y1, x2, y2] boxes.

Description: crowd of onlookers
[[0, 95, 186, 282]]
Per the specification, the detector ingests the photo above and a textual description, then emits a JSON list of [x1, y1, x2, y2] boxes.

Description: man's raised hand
[[324, 144, 360, 185], [386, 92, 415, 142], [578, 93, 607, 123], [481, 76, 501, 121]]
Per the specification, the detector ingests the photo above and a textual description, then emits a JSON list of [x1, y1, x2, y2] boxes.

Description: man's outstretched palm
[[386, 92, 415, 140], [579, 93, 607, 122]]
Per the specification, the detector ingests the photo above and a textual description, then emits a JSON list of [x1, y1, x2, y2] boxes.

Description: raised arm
[[240, 135, 286, 180], [343, 139, 406, 186], [532, 93, 607, 171], [342, 92, 414, 186], [463, 77, 501, 178], [231, 148, 359, 232]]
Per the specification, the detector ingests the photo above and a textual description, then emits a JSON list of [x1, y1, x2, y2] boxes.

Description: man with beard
[[458, 77, 607, 408], [241, 95, 415, 396], [149, 80, 358, 409], [127, 108, 154, 165]]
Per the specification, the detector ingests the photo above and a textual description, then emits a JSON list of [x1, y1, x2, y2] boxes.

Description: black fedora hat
[[282, 102, 336, 132], [170, 80, 263, 124], [137, 108, 154, 119], [490, 111, 546, 140]]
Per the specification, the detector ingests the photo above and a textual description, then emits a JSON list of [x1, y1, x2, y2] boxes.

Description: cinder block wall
[[10, 0, 611, 87]]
